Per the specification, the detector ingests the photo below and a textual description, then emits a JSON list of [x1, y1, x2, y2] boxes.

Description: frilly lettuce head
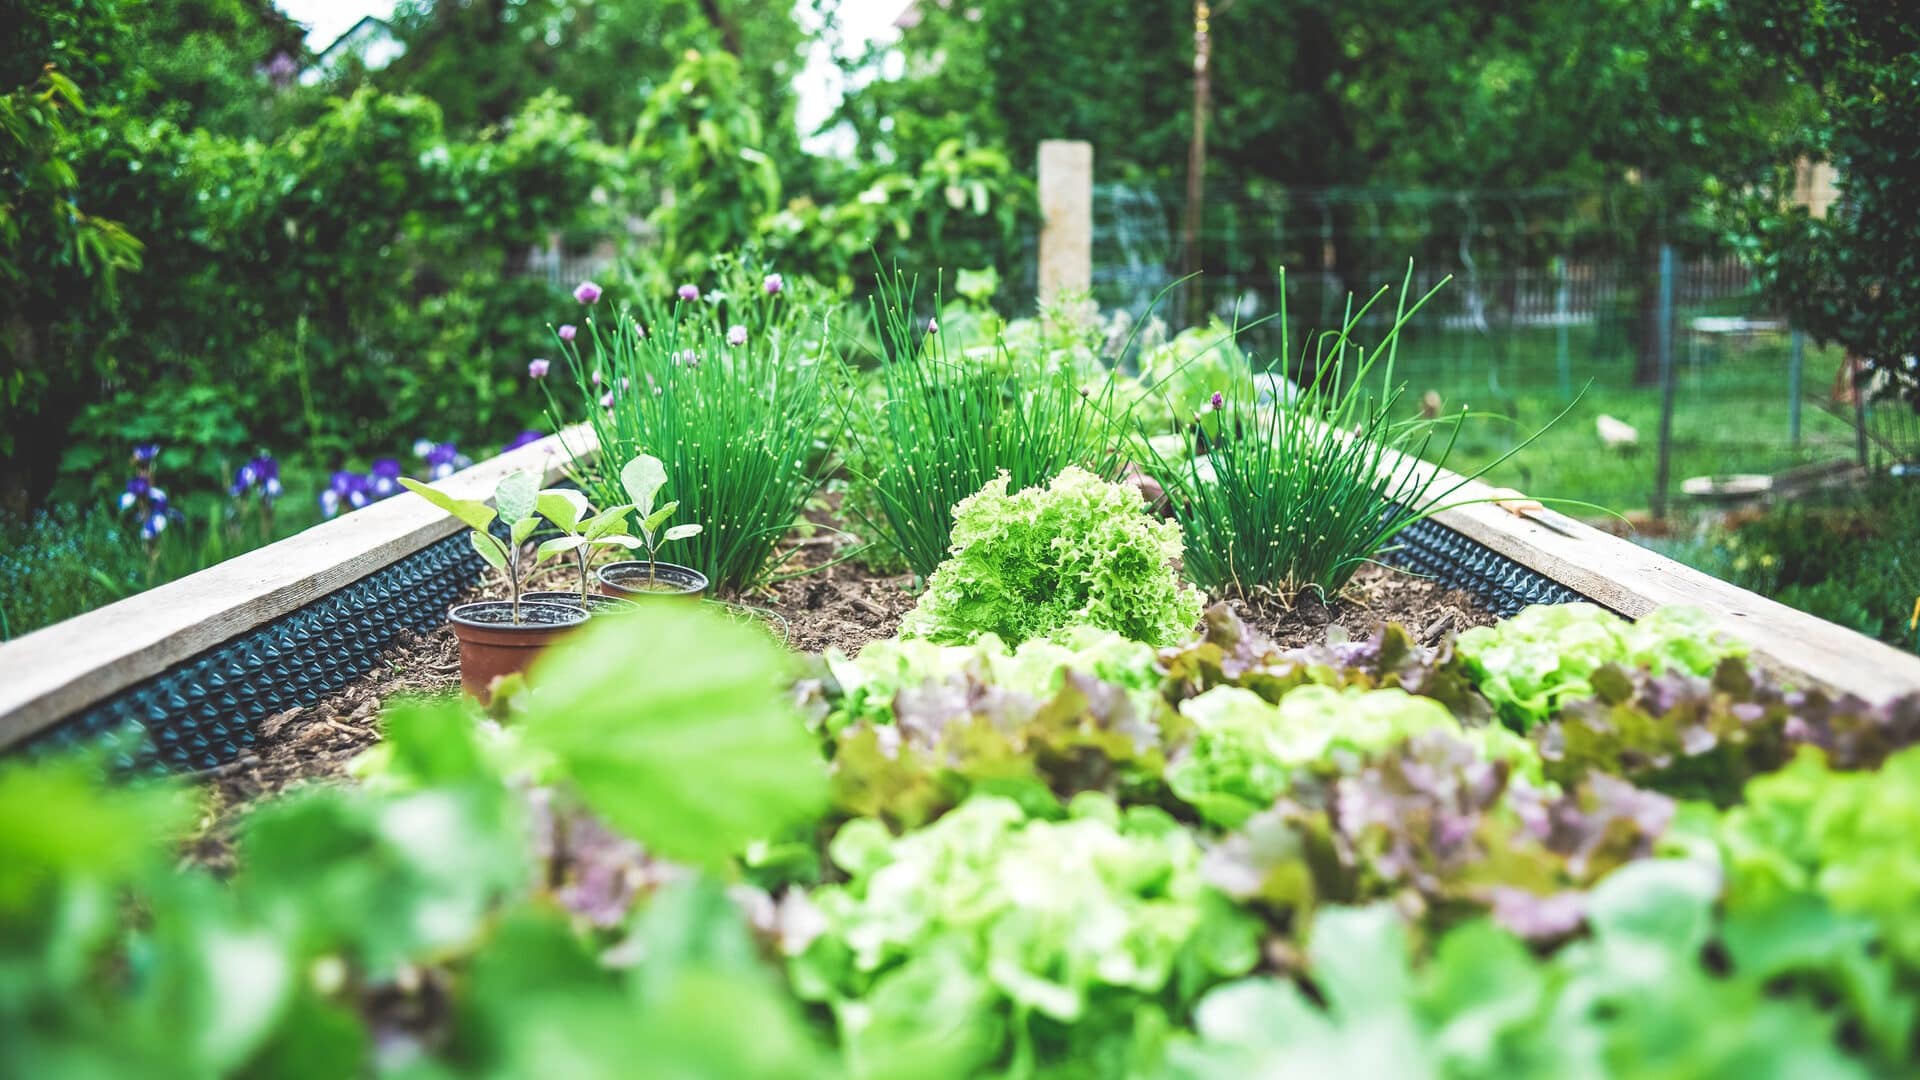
[[901, 467, 1205, 647], [1168, 684, 1539, 828], [1454, 603, 1746, 730]]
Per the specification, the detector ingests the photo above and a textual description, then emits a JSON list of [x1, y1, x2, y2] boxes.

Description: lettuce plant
[[1453, 603, 1746, 730], [401, 470, 542, 622], [900, 466, 1205, 647]]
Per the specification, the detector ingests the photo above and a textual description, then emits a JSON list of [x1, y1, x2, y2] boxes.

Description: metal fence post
[[1653, 243, 1678, 519], [1788, 328, 1805, 446]]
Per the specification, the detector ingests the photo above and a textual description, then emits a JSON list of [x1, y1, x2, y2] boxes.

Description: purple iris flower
[[132, 443, 160, 464], [370, 457, 403, 497], [677, 283, 699, 302], [141, 511, 168, 541], [502, 430, 544, 453], [574, 281, 603, 305], [420, 442, 466, 481], [119, 476, 151, 511], [558, 324, 577, 342], [763, 273, 784, 296]]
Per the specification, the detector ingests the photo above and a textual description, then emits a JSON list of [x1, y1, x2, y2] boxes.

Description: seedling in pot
[[400, 470, 545, 623], [621, 454, 703, 588], [533, 488, 640, 604]]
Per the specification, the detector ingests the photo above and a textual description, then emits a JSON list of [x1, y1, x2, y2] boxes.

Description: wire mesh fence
[[1086, 181, 1913, 514]]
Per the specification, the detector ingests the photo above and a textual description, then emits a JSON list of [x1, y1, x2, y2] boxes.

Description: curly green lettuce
[[900, 467, 1205, 647], [1454, 603, 1746, 730]]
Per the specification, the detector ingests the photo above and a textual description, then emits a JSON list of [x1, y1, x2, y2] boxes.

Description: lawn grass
[[1369, 321, 1858, 515]]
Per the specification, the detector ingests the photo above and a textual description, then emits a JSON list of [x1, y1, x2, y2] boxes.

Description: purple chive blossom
[[927, 317, 939, 334], [599, 391, 614, 409], [528, 357, 551, 379], [573, 281, 603, 305], [676, 348, 698, 367], [727, 324, 748, 347], [502, 430, 544, 453], [620, 376, 630, 390], [557, 324, 577, 343], [1210, 391, 1225, 411], [677, 283, 699, 302], [763, 272, 784, 296]]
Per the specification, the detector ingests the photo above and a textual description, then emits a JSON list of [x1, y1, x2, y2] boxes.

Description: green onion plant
[[1142, 265, 1572, 601], [540, 277, 839, 595]]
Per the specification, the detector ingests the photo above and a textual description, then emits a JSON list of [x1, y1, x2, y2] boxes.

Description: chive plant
[[1143, 265, 1568, 601], [536, 269, 837, 594], [845, 268, 1131, 579]]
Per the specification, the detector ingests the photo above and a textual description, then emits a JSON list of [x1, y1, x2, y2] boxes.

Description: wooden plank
[[0, 426, 600, 750], [1381, 437, 1920, 702]]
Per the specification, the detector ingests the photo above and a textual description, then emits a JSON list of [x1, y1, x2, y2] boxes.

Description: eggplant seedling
[[621, 454, 703, 587], [400, 470, 542, 623], [534, 488, 639, 603]]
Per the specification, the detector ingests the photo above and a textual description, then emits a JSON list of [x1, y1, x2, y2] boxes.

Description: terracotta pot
[[597, 560, 709, 599], [448, 600, 587, 702], [521, 590, 640, 616]]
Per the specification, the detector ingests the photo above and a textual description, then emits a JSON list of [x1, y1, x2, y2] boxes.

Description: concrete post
[[1037, 140, 1093, 305]]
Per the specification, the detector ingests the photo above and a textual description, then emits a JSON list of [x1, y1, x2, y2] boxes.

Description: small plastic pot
[[521, 590, 640, 616], [597, 560, 709, 599], [448, 600, 587, 702]]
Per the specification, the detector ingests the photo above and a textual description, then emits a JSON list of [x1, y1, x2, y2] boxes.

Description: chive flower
[[528, 357, 551, 379], [600, 391, 614, 409], [1210, 391, 1224, 411], [557, 324, 577, 342], [573, 281, 603, 305], [927, 317, 939, 335], [727, 324, 748, 347], [763, 272, 784, 296], [677, 283, 699, 302]]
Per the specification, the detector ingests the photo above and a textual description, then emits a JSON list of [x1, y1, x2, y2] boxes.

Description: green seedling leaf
[[538, 536, 589, 560], [519, 602, 828, 868], [663, 523, 703, 542], [590, 535, 643, 549], [494, 470, 539, 526], [510, 516, 540, 546], [582, 504, 635, 541], [400, 477, 497, 533], [472, 532, 509, 571], [641, 501, 680, 538], [621, 455, 668, 518], [537, 489, 591, 532]]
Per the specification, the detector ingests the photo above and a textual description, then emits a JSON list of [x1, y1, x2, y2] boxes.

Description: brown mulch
[[1229, 562, 1501, 651]]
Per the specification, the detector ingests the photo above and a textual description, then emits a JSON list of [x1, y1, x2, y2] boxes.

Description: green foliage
[[847, 269, 1122, 579], [1147, 271, 1560, 601], [1453, 603, 1747, 730], [1718, 0, 1920, 406], [791, 794, 1260, 1076], [400, 469, 545, 618], [519, 599, 829, 867], [901, 467, 1203, 647], [546, 267, 838, 593], [632, 49, 782, 282]]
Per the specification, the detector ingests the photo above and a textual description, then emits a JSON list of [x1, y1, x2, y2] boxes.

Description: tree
[[1717, 0, 1920, 409]]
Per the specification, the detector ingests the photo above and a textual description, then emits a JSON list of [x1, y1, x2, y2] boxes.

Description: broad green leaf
[[663, 523, 703, 542], [641, 502, 679, 538], [400, 477, 497, 533], [471, 531, 509, 571], [536, 490, 591, 532], [519, 602, 828, 867], [494, 470, 539, 526], [538, 536, 588, 560], [510, 516, 540, 545], [621, 455, 668, 517], [582, 504, 635, 541]]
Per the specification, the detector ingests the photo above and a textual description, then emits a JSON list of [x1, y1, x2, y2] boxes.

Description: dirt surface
[[1230, 562, 1501, 651]]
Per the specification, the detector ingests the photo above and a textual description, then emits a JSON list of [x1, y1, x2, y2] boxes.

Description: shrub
[[900, 467, 1204, 647]]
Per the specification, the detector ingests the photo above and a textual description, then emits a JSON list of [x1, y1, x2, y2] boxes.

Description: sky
[[274, 0, 905, 149]]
